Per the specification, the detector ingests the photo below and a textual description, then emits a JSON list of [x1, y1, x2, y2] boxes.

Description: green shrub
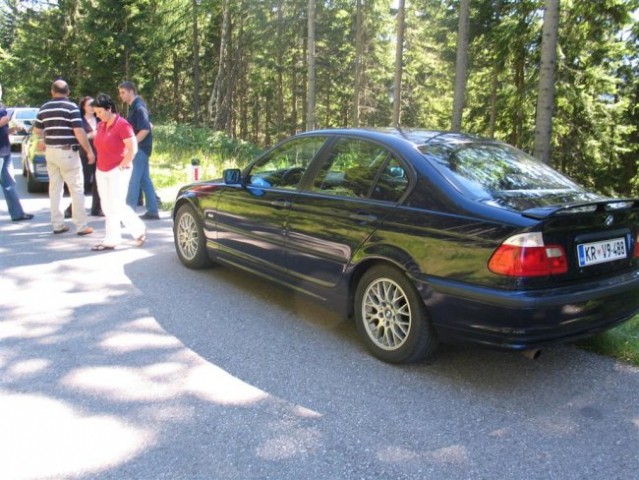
[[153, 123, 261, 179]]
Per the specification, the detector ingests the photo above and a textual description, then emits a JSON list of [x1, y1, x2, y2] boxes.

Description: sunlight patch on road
[[101, 331, 184, 352], [62, 353, 270, 406], [377, 444, 470, 466], [291, 405, 323, 418], [0, 319, 61, 341], [182, 360, 269, 405], [255, 427, 322, 460], [63, 364, 180, 401], [59, 317, 273, 406], [1, 262, 126, 325], [5, 358, 51, 379], [0, 391, 152, 480]]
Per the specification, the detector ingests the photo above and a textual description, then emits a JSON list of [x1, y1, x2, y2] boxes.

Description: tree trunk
[[352, 0, 364, 127], [392, 0, 405, 128], [192, 0, 201, 126], [451, 0, 470, 132], [533, 0, 560, 164], [306, 0, 316, 131], [209, 0, 231, 130], [276, 1, 285, 139], [291, 48, 299, 136], [488, 0, 503, 138], [172, 52, 181, 122]]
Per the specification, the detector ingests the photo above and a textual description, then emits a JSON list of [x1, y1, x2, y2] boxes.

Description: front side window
[[248, 136, 327, 189]]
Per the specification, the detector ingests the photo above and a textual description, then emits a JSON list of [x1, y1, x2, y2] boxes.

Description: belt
[[48, 145, 77, 150]]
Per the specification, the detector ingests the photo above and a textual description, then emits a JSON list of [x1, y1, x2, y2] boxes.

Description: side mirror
[[223, 168, 242, 185]]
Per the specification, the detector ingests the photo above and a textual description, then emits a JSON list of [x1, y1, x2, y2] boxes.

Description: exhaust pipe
[[521, 349, 542, 360]]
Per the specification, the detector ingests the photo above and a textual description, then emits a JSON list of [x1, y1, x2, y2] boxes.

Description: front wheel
[[174, 203, 213, 269], [354, 265, 438, 363]]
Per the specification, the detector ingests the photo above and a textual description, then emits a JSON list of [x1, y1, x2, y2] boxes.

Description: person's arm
[[120, 136, 138, 169], [136, 128, 150, 144], [0, 112, 9, 128], [31, 126, 46, 149], [132, 105, 151, 144], [73, 127, 95, 164]]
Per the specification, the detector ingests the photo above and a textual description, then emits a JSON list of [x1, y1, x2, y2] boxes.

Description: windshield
[[420, 142, 603, 210]]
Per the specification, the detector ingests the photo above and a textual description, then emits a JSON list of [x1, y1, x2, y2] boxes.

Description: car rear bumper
[[418, 270, 639, 350], [10, 134, 28, 145]]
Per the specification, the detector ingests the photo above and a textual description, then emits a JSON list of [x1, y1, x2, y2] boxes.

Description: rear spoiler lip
[[522, 198, 639, 220]]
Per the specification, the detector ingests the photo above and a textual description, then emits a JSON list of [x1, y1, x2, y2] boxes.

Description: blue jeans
[[126, 149, 159, 215], [1, 153, 26, 220]]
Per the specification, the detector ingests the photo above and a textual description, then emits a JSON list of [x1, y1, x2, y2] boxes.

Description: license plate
[[577, 237, 627, 267]]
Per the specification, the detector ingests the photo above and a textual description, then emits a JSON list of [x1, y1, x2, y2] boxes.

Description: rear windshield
[[15, 109, 38, 120], [420, 142, 602, 210]]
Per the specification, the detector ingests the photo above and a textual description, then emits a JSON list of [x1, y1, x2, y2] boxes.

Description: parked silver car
[[9, 107, 39, 148]]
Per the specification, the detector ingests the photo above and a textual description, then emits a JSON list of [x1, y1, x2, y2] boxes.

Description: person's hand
[[87, 150, 96, 165]]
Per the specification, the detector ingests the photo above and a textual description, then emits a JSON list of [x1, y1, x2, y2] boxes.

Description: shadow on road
[[1, 202, 638, 480]]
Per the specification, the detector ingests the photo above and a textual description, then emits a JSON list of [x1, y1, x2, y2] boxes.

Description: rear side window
[[248, 136, 326, 189], [311, 138, 407, 202], [370, 156, 408, 202]]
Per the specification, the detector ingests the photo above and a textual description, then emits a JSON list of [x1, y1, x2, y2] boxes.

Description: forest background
[[0, 0, 638, 196]]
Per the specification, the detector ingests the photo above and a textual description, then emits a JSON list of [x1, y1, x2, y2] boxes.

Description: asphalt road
[[1, 152, 638, 480]]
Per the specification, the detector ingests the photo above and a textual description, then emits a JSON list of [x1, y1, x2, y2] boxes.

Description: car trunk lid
[[525, 199, 639, 282]]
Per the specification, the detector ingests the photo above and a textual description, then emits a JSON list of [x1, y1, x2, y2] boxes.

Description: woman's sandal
[[91, 244, 116, 252], [135, 233, 146, 247]]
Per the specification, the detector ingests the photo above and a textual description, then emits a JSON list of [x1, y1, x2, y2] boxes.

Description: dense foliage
[[1, 0, 637, 195]]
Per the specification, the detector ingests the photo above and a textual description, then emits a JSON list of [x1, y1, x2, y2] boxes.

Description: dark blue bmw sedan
[[172, 129, 639, 363]]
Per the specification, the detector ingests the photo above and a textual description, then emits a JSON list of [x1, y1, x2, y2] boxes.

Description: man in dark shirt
[[118, 81, 160, 220], [33, 79, 95, 235]]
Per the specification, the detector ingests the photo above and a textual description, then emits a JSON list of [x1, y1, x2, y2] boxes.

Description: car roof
[[301, 127, 497, 150], [11, 107, 39, 114]]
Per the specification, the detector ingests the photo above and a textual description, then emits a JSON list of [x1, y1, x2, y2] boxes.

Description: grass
[[150, 123, 261, 210], [151, 123, 639, 367], [579, 313, 639, 366]]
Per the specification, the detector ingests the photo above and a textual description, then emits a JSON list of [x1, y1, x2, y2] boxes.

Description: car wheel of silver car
[[355, 265, 438, 363], [174, 203, 212, 269]]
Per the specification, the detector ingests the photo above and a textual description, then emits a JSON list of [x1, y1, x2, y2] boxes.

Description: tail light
[[489, 232, 568, 277], [634, 232, 639, 259]]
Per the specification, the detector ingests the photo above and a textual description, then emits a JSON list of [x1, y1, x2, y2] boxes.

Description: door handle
[[270, 199, 291, 208], [349, 212, 377, 223]]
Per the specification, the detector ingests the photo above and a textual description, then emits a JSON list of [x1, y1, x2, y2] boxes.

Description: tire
[[354, 265, 438, 363], [174, 203, 213, 269], [26, 170, 44, 193]]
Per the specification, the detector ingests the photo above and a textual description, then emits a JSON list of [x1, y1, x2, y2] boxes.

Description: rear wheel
[[354, 265, 438, 363], [26, 170, 45, 193], [174, 203, 213, 269]]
